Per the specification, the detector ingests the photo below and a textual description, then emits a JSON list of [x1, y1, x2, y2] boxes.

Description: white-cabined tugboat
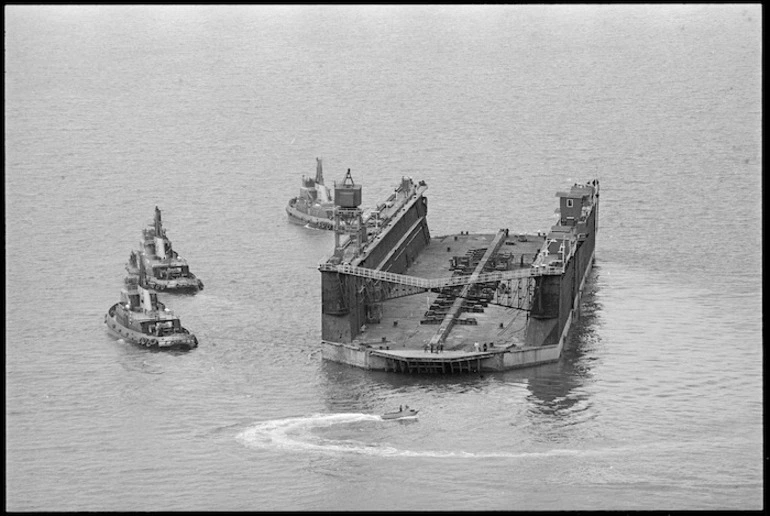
[[286, 157, 335, 230], [126, 206, 204, 293], [105, 269, 199, 350]]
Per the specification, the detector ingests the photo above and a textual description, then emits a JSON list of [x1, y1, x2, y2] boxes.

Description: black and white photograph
[[5, 4, 762, 511]]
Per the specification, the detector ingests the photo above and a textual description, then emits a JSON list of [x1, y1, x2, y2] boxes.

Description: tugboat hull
[[104, 303, 198, 351], [144, 276, 204, 293], [286, 158, 335, 230], [125, 263, 203, 293], [286, 202, 334, 230]]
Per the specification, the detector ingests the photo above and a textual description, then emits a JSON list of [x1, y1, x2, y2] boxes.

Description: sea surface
[[4, 5, 762, 511]]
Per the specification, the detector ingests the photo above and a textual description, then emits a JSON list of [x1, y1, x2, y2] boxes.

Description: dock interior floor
[[353, 232, 544, 353]]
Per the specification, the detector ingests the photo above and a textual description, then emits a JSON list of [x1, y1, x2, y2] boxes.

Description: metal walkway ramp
[[319, 261, 554, 289]]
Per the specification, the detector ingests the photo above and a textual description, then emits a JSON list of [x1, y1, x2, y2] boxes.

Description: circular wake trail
[[236, 413, 607, 459]]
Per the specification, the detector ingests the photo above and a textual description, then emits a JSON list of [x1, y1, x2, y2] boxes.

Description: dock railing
[[318, 262, 562, 289]]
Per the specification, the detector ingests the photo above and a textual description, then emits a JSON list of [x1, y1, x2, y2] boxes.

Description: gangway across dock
[[318, 260, 559, 290]]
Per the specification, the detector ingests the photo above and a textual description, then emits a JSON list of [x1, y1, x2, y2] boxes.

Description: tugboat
[[286, 158, 335, 230], [105, 269, 198, 350], [126, 207, 204, 293]]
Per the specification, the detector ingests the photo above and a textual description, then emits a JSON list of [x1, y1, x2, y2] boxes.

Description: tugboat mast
[[315, 157, 324, 185], [154, 206, 164, 237]]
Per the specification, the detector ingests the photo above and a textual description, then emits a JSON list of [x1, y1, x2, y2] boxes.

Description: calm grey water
[[5, 5, 762, 511]]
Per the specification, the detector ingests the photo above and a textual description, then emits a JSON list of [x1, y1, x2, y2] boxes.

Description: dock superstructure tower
[[333, 169, 366, 256], [525, 180, 599, 347]]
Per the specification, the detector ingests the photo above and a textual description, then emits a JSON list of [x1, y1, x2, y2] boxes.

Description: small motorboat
[[381, 406, 419, 420]]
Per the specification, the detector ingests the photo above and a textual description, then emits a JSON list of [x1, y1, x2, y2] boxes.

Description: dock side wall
[[557, 201, 597, 344], [485, 345, 562, 371], [526, 274, 561, 346], [525, 197, 597, 349], [321, 194, 430, 345], [321, 340, 371, 369], [321, 273, 357, 343], [359, 195, 430, 273], [559, 255, 578, 340], [575, 206, 597, 289]]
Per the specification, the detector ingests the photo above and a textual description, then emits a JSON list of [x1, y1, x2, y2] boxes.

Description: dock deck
[[350, 231, 545, 357]]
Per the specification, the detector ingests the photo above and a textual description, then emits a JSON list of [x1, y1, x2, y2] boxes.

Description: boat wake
[[236, 413, 383, 455], [235, 413, 603, 459]]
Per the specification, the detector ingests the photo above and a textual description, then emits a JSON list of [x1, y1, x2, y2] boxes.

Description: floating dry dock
[[319, 171, 599, 374]]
